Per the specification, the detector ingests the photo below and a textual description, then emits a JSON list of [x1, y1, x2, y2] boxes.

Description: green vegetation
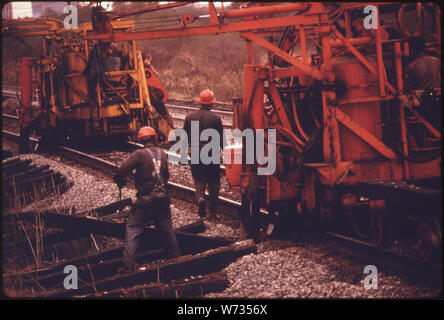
[[2, 2, 266, 102]]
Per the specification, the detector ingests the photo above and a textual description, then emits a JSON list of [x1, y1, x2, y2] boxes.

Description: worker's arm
[[113, 151, 139, 187], [160, 151, 170, 183]]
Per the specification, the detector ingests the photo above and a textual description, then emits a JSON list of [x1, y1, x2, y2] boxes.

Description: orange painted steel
[[19, 57, 34, 129], [268, 84, 293, 131], [333, 27, 397, 95], [375, 7, 386, 97], [243, 65, 264, 130], [330, 37, 372, 48], [86, 10, 325, 42], [394, 41, 410, 180], [5, 3, 441, 224], [110, 2, 192, 19], [223, 3, 308, 18], [404, 106, 441, 139], [290, 93, 309, 142], [335, 108, 397, 160], [241, 31, 325, 81]]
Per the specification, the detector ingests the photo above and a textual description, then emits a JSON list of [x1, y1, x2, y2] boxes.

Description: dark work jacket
[[114, 143, 169, 197], [404, 54, 441, 90], [183, 105, 224, 182]]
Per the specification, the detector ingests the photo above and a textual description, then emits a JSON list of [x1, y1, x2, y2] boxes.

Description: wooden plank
[[10, 220, 209, 282], [28, 249, 165, 290], [46, 240, 255, 297], [2, 159, 33, 176], [4, 172, 62, 189], [3, 229, 91, 257], [19, 211, 232, 252], [89, 198, 133, 217], [2, 165, 50, 185], [7, 220, 213, 279], [174, 219, 206, 234], [3, 181, 72, 210], [2, 157, 20, 166], [93, 271, 229, 298], [26, 211, 126, 238]]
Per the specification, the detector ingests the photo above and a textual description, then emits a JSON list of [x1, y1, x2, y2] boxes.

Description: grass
[[139, 33, 267, 102], [3, 23, 267, 103], [2, 169, 72, 296]]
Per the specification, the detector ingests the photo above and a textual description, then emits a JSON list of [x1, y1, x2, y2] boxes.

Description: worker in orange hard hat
[[114, 126, 180, 271], [198, 89, 216, 105], [183, 89, 224, 219]]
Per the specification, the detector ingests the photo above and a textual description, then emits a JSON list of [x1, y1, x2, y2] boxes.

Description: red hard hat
[[198, 89, 216, 105], [138, 126, 157, 141]]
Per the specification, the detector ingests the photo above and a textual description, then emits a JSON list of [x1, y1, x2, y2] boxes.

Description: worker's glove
[[113, 175, 126, 188]]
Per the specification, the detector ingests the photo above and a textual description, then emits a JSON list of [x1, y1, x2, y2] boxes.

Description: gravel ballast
[[206, 239, 440, 298], [3, 151, 440, 298]]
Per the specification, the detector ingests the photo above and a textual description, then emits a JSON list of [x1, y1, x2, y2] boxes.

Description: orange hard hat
[[198, 89, 216, 105], [138, 126, 157, 141]]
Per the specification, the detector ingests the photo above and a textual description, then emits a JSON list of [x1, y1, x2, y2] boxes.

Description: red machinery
[[6, 2, 441, 261], [3, 4, 176, 146]]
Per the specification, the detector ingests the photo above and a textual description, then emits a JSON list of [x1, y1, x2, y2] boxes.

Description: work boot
[[198, 198, 206, 218]]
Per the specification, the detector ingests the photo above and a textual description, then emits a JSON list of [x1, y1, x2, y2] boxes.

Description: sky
[[10, 2, 229, 18], [11, 2, 32, 18]]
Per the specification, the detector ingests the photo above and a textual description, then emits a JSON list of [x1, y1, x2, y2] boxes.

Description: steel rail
[[2, 129, 238, 216], [1, 112, 228, 172], [4, 126, 439, 277], [321, 231, 441, 285]]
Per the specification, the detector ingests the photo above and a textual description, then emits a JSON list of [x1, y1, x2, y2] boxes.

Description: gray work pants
[[193, 177, 220, 214], [123, 190, 181, 269]]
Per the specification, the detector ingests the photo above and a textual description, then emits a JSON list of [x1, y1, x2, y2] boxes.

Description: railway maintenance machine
[[3, 4, 174, 146], [4, 2, 441, 262]]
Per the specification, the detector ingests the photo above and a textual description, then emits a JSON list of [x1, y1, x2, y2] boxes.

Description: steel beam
[[240, 31, 325, 81], [334, 107, 397, 159], [86, 15, 323, 42]]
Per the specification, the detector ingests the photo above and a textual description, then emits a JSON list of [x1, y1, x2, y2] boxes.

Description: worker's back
[[115, 145, 169, 196], [183, 106, 224, 181], [405, 54, 441, 91]]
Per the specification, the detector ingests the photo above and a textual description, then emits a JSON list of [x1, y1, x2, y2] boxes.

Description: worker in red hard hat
[[114, 126, 180, 272], [183, 89, 224, 219]]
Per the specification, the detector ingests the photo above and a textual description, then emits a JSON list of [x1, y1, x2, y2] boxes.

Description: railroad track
[[1, 111, 228, 174], [2, 84, 18, 97], [2, 85, 234, 129], [2, 130, 256, 297], [4, 204, 255, 297], [3, 113, 441, 291], [2, 130, 239, 216]]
